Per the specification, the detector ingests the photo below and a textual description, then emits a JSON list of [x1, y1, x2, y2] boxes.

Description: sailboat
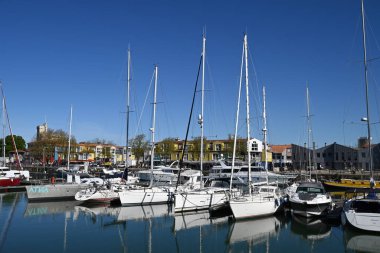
[[174, 33, 233, 213], [118, 65, 174, 206], [341, 0, 380, 232], [229, 34, 284, 220], [288, 87, 332, 217]]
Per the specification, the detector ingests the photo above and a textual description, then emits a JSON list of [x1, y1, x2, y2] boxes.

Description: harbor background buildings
[[10, 124, 378, 171]]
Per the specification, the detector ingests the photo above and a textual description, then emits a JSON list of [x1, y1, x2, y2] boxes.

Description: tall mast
[[125, 47, 131, 168], [149, 65, 158, 188], [262, 86, 269, 184], [361, 0, 373, 176], [244, 34, 252, 195], [199, 33, 206, 188], [0, 84, 22, 170], [2, 93, 5, 166], [229, 41, 245, 192], [67, 106, 72, 172], [306, 85, 312, 179]]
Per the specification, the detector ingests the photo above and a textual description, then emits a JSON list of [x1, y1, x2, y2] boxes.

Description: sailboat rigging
[[341, 0, 380, 232], [118, 65, 174, 206], [228, 34, 284, 220]]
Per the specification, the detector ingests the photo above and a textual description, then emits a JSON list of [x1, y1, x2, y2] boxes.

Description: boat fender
[[275, 198, 279, 207], [51, 176, 56, 184]]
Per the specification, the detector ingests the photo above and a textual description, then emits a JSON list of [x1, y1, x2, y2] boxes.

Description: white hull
[[229, 195, 281, 220], [174, 189, 228, 212], [118, 187, 174, 206], [342, 199, 380, 232]]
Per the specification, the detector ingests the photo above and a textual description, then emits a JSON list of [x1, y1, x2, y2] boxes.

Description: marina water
[[0, 192, 378, 253]]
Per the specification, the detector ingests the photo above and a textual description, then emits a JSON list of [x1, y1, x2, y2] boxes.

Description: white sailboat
[[118, 65, 174, 206], [174, 33, 232, 213], [229, 34, 283, 220], [341, 0, 380, 233]]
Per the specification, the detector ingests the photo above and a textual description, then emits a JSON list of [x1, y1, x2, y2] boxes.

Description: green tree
[[0, 135, 26, 155], [29, 129, 76, 162], [130, 134, 148, 167]]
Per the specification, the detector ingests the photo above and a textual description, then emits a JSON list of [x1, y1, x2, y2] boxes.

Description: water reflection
[[290, 214, 332, 240], [174, 211, 227, 231], [344, 228, 380, 253], [228, 215, 281, 250], [24, 201, 79, 217], [3, 192, 380, 253]]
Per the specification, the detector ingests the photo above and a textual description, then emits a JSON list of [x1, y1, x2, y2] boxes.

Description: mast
[[199, 33, 206, 188], [306, 85, 312, 180], [262, 86, 269, 184], [149, 65, 158, 188], [2, 94, 5, 166], [0, 84, 22, 170], [244, 34, 252, 195], [229, 41, 245, 192], [125, 47, 131, 168], [361, 0, 373, 177], [67, 106, 72, 172]]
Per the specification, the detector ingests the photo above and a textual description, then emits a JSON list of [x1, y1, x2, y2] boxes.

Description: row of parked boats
[[21, 161, 380, 234]]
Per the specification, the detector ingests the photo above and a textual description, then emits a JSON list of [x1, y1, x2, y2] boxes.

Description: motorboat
[[289, 181, 332, 217]]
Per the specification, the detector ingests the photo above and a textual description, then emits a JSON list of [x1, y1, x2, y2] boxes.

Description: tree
[[0, 135, 26, 156], [130, 134, 148, 167], [29, 129, 76, 162]]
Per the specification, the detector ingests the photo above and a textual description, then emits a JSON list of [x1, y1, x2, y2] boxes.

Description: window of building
[[317, 153, 320, 158], [252, 142, 258, 151], [362, 152, 366, 158], [215, 144, 222, 151]]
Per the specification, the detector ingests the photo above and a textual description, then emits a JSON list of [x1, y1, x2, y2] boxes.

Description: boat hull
[[342, 199, 380, 232], [26, 184, 87, 202], [118, 187, 174, 206], [289, 199, 331, 217], [229, 195, 281, 220], [323, 179, 377, 191], [174, 190, 228, 212], [0, 177, 21, 187]]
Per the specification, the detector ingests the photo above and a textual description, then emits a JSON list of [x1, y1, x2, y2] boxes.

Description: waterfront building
[[270, 144, 292, 171]]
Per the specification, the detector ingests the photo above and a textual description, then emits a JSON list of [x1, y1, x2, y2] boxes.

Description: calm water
[[0, 192, 379, 253]]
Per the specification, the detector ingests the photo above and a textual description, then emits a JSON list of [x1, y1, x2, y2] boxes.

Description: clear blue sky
[[0, 0, 380, 149]]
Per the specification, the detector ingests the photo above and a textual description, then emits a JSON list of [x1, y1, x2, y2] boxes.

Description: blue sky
[[0, 0, 380, 149]]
